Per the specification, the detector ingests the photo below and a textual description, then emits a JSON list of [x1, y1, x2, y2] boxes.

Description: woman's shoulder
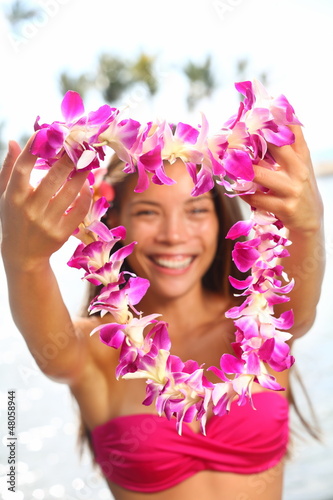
[[73, 314, 119, 379], [70, 315, 124, 427]]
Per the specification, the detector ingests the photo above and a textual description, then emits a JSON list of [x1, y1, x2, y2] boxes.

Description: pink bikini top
[[91, 391, 289, 493]]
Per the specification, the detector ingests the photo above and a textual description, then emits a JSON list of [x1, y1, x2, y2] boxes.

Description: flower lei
[[31, 79, 299, 435]]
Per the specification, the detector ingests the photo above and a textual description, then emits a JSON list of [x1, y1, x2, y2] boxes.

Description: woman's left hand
[[242, 125, 323, 234], [242, 125, 325, 339]]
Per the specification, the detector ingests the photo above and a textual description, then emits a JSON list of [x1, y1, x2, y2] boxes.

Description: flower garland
[[30, 79, 299, 434]]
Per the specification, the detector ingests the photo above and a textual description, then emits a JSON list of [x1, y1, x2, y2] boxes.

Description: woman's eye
[[189, 207, 209, 215], [134, 210, 157, 216], [194, 208, 208, 213]]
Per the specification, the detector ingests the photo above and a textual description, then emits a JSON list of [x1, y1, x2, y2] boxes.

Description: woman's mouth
[[149, 255, 195, 270]]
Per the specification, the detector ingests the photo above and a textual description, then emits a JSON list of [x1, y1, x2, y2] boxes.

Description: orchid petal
[[232, 241, 260, 272], [61, 91, 85, 122], [224, 149, 254, 181], [76, 149, 97, 170], [226, 220, 254, 239]]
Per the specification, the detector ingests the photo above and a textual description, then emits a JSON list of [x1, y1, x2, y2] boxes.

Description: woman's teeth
[[152, 256, 193, 269]]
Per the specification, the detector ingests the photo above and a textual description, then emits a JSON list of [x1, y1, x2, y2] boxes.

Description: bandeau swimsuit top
[[91, 391, 289, 493]]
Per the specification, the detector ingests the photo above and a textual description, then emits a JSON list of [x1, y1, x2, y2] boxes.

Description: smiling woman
[[0, 82, 325, 500], [73, 154, 290, 500], [102, 152, 247, 298], [114, 161, 220, 300]]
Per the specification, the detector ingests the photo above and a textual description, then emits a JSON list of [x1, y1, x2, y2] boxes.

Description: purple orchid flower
[[31, 90, 117, 171], [29, 79, 300, 434], [115, 321, 171, 378], [89, 277, 150, 323], [73, 196, 111, 244], [91, 313, 162, 351]]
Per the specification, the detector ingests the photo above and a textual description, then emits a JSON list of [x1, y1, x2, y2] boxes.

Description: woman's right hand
[[0, 137, 92, 272]]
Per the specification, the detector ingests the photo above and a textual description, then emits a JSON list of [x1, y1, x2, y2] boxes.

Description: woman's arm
[[241, 125, 325, 339], [0, 138, 93, 382]]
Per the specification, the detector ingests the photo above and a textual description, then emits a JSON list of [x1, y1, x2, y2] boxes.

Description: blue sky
[[1, 0, 333, 162]]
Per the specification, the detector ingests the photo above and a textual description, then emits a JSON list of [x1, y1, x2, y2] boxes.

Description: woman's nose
[[156, 213, 188, 244]]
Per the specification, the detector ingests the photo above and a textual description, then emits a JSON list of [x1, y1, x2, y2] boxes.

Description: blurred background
[[0, 0, 332, 498]]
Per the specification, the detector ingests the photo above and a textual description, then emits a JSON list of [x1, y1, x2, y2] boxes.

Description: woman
[[0, 123, 325, 499]]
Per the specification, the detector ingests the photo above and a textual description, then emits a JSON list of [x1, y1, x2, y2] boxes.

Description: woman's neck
[[138, 284, 228, 340]]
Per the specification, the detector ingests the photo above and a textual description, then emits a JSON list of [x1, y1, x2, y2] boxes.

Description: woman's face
[[115, 160, 219, 301]]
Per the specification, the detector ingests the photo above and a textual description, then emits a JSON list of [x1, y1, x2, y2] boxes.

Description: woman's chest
[[168, 318, 235, 376]]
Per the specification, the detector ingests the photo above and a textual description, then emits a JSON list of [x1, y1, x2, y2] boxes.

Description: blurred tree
[[59, 72, 92, 100], [130, 53, 158, 95], [57, 52, 160, 105], [56, 52, 268, 114], [95, 53, 132, 104], [183, 55, 216, 111], [5, 0, 38, 29], [236, 58, 248, 81], [96, 52, 159, 104]]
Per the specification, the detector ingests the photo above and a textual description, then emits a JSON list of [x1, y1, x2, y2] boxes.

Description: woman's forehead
[[121, 159, 213, 201], [127, 193, 214, 207], [122, 179, 214, 206]]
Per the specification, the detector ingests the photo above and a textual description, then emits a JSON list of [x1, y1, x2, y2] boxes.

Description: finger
[[240, 191, 285, 217], [251, 159, 303, 194], [267, 126, 310, 169], [287, 124, 310, 156], [47, 170, 91, 221], [59, 179, 92, 233], [6, 135, 38, 194], [266, 140, 308, 177], [33, 153, 76, 206], [0, 141, 21, 197]]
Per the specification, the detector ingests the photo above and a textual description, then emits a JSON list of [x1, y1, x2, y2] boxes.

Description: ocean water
[[0, 176, 332, 500]]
